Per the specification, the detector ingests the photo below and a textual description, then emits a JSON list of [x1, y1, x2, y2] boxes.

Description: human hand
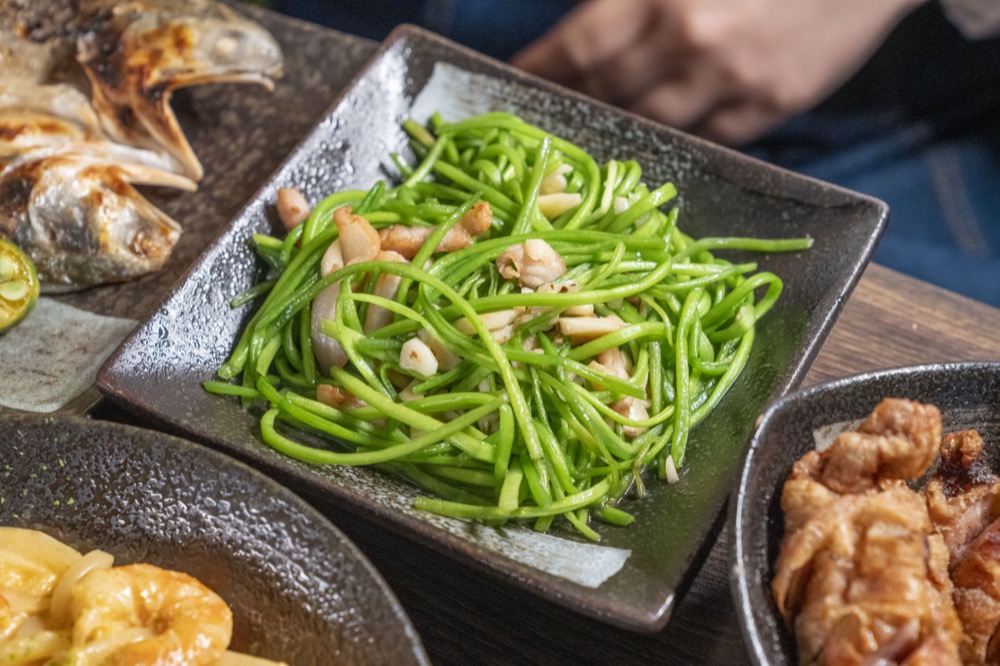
[[511, 0, 926, 145]]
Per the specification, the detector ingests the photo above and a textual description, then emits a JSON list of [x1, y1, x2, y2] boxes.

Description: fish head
[[78, 3, 283, 180], [127, 8, 284, 89], [3, 154, 182, 289]]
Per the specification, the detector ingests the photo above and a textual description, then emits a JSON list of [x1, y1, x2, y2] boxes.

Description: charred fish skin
[[0, 79, 192, 289], [0, 0, 284, 289], [0, 82, 105, 160], [4, 0, 284, 181], [0, 155, 181, 289], [76, 0, 284, 180], [0, 84, 197, 186]]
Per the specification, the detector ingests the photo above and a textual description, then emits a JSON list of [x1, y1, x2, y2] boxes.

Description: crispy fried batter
[[773, 398, 963, 665], [926, 430, 1000, 664], [813, 399, 941, 495], [926, 430, 1000, 556]]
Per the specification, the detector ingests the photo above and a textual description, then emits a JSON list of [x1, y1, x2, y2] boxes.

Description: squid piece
[[312, 208, 388, 374], [363, 250, 407, 334], [333, 206, 379, 265], [311, 240, 347, 374]]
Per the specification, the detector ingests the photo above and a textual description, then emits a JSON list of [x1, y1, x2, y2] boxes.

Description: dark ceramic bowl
[[98, 25, 886, 631], [730, 361, 1000, 664], [0, 412, 429, 666]]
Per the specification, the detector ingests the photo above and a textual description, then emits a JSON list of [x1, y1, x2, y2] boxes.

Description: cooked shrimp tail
[[68, 563, 233, 666]]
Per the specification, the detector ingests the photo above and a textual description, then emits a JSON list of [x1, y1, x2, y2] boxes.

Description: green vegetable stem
[[206, 111, 812, 541]]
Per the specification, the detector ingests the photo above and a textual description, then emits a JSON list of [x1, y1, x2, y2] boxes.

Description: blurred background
[[257, 0, 1000, 307]]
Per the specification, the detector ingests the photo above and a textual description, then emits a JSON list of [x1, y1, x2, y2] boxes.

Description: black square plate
[[98, 25, 887, 632]]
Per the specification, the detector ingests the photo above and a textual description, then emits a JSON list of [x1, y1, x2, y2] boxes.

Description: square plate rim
[[97, 23, 889, 633]]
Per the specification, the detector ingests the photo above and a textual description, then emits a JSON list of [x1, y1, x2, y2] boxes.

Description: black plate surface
[[0, 413, 429, 665], [730, 361, 1000, 664], [98, 25, 887, 631]]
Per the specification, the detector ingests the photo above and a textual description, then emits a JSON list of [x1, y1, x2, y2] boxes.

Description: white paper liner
[[0, 298, 136, 413]]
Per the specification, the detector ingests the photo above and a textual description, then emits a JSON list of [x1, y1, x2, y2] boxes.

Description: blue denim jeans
[[272, 0, 1000, 306], [745, 3, 1000, 305]]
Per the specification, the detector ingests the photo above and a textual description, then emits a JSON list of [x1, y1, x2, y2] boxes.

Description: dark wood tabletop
[[10, 8, 1000, 665]]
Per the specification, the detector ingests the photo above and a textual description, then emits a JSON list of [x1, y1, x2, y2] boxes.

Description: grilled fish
[[0, 0, 284, 288], [3, 0, 283, 180], [75, 0, 284, 180], [0, 147, 189, 289]]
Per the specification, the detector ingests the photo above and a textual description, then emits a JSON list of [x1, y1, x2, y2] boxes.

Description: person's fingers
[[510, 0, 653, 88], [575, 21, 679, 105], [625, 74, 725, 132], [691, 98, 785, 146]]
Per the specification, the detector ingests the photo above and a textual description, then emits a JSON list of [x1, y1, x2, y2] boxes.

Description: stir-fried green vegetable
[[206, 111, 812, 541]]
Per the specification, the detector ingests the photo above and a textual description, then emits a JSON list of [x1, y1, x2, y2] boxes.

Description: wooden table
[[322, 262, 1000, 666], [10, 8, 1000, 665]]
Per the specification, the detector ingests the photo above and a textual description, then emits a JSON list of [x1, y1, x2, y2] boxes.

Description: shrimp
[[67, 563, 233, 666], [275, 187, 310, 231], [379, 201, 493, 259], [379, 224, 473, 259], [496, 238, 567, 288], [590, 347, 649, 437]]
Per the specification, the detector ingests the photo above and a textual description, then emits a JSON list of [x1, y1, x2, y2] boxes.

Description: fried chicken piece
[[926, 430, 1000, 664], [773, 399, 964, 665], [775, 487, 963, 665], [811, 398, 942, 496], [926, 430, 1000, 556], [951, 521, 1000, 665], [780, 399, 941, 534]]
